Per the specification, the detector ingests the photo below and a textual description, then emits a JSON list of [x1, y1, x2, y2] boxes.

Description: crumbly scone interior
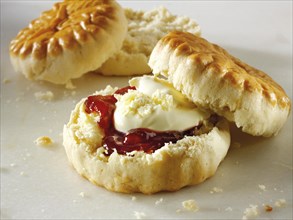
[[98, 6, 201, 75], [67, 85, 223, 157]]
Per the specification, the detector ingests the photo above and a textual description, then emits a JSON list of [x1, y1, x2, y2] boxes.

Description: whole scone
[[9, 0, 127, 85], [149, 31, 291, 137], [63, 76, 230, 194], [98, 7, 201, 76]]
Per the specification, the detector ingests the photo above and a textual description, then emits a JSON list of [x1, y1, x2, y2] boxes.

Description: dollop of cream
[[114, 76, 210, 133]]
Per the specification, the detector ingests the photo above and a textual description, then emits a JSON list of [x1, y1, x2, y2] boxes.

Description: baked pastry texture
[[10, 0, 127, 85], [149, 31, 291, 137], [63, 83, 230, 194], [98, 7, 201, 76]]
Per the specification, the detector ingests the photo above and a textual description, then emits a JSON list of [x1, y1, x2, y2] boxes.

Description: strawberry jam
[[85, 86, 204, 156]]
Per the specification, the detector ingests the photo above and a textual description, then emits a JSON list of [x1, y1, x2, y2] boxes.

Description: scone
[[9, 0, 127, 85], [149, 31, 291, 137], [63, 76, 230, 194], [98, 7, 201, 76]]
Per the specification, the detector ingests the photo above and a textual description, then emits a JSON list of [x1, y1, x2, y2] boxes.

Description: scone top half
[[149, 31, 291, 137], [9, 0, 127, 85]]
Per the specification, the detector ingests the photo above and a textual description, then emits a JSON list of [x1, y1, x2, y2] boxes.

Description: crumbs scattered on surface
[[274, 199, 286, 207], [242, 204, 258, 219], [264, 205, 273, 212], [258, 184, 266, 191], [10, 163, 16, 167], [225, 207, 233, 212], [241, 199, 286, 219], [131, 196, 137, 201], [65, 80, 76, 90], [2, 78, 11, 84], [79, 192, 85, 198], [155, 198, 164, 205], [181, 199, 199, 212], [133, 211, 146, 219], [34, 91, 54, 102], [63, 90, 77, 98], [34, 136, 54, 147], [20, 171, 26, 176], [210, 187, 223, 194]]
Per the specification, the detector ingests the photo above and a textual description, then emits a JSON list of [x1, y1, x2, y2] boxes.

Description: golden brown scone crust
[[149, 31, 291, 137], [10, 0, 127, 84]]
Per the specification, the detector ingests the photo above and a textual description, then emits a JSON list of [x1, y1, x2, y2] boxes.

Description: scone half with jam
[[63, 75, 230, 194]]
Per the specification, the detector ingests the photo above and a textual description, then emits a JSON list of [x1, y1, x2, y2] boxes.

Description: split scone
[[149, 31, 291, 137], [98, 7, 201, 76], [9, 0, 127, 85], [63, 76, 230, 194]]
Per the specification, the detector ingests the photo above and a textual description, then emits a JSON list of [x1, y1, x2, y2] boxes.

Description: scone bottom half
[[63, 76, 231, 194], [9, 0, 127, 85], [149, 31, 291, 137]]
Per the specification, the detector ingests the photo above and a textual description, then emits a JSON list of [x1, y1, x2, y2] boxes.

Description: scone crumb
[[242, 204, 258, 219], [15, 97, 21, 102], [131, 196, 137, 201], [65, 80, 76, 90], [2, 78, 11, 84], [133, 211, 146, 219], [79, 192, 85, 198], [10, 163, 16, 167], [264, 205, 273, 212], [258, 184, 266, 191], [155, 198, 164, 205], [34, 136, 54, 146], [274, 199, 286, 207], [182, 199, 199, 212], [210, 187, 223, 194], [225, 207, 233, 212], [34, 91, 54, 102]]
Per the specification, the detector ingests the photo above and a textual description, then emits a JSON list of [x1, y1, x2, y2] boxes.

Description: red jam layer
[[84, 86, 201, 156]]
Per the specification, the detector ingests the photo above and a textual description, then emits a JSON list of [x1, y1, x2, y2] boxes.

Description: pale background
[[1, 1, 292, 219]]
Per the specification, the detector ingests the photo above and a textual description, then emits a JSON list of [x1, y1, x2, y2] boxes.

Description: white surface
[[1, 1, 292, 219]]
